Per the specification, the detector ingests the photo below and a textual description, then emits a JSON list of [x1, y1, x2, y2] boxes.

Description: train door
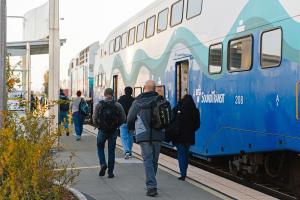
[[113, 75, 118, 100], [176, 60, 189, 102], [297, 81, 300, 121]]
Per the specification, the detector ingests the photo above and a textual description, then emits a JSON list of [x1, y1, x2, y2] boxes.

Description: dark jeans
[[59, 111, 69, 129], [97, 130, 118, 175], [140, 142, 161, 189], [72, 112, 83, 137], [176, 144, 190, 177]]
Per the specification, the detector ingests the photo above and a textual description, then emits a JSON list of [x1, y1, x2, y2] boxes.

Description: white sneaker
[[124, 153, 130, 160]]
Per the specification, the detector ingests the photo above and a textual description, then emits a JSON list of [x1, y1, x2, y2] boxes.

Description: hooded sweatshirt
[[127, 91, 165, 143]]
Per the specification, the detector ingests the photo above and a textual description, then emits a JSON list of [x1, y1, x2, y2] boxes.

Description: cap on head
[[104, 88, 114, 97], [144, 80, 156, 92]]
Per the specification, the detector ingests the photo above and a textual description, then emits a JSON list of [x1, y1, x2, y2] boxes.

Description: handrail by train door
[[296, 81, 300, 120]]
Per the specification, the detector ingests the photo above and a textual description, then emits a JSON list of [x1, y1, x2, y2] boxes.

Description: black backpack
[[98, 100, 120, 133], [151, 96, 172, 130], [79, 98, 89, 117]]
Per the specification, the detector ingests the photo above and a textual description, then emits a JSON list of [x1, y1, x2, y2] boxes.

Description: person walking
[[59, 89, 70, 136], [118, 87, 135, 159], [71, 90, 84, 141], [127, 80, 168, 197], [168, 94, 200, 181], [93, 88, 126, 178]]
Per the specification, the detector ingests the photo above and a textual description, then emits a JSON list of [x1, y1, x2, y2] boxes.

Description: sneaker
[[124, 153, 130, 160], [178, 176, 186, 181], [129, 153, 132, 158], [108, 173, 115, 178], [146, 188, 158, 197], [99, 165, 107, 177]]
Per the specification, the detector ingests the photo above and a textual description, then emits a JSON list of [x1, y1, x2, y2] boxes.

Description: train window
[[146, 15, 156, 38], [128, 27, 136, 46], [134, 87, 143, 97], [156, 85, 166, 97], [176, 60, 189, 101], [171, 0, 184, 27], [187, 0, 203, 20], [209, 43, 223, 74], [157, 8, 168, 33], [113, 75, 118, 99], [121, 32, 128, 49], [228, 35, 253, 72], [115, 36, 121, 52], [109, 40, 115, 55], [137, 22, 145, 43], [261, 28, 282, 68]]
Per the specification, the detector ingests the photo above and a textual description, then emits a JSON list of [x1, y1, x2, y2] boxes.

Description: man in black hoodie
[[127, 80, 165, 197], [118, 87, 135, 159]]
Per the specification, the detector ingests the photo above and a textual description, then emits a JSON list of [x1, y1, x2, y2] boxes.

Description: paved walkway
[[57, 131, 222, 200]]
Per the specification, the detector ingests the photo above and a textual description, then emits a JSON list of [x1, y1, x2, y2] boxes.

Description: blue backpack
[[79, 98, 89, 117]]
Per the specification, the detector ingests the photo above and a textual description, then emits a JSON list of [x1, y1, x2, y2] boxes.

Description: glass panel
[[228, 36, 253, 72], [146, 16, 156, 38], [187, 0, 202, 19], [156, 85, 165, 97], [209, 44, 222, 74], [121, 32, 128, 49], [261, 29, 282, 68], [134, 87, 142, 97], [115, 36, 121, 52], [171, 0, 184, 27], [137, 22, 145, 42], [128, 27, 136, 46], [177, 60, 189, 101], [158, 8, 168, 33]]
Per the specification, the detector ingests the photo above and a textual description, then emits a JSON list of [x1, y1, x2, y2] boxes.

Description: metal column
[[0, 0, 7, 127], [49, 0, 60, 125]]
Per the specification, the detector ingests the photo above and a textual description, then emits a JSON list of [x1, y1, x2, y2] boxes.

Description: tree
[[43, 70, 49, 96], [6, 56, 20, 92]]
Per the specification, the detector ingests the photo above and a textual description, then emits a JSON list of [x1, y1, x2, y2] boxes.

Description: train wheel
[[290, 155, 300, 199]]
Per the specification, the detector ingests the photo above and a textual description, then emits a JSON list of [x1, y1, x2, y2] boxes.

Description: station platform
[[57, 128, 223, 200]]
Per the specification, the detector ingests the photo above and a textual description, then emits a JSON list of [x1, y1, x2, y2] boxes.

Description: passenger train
[[91, 0, 300, 195]]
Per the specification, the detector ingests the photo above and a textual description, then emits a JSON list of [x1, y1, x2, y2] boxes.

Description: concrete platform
[[57, 131, 222, 200]]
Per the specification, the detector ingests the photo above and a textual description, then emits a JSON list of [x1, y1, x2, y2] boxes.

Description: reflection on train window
[[156, 85, 165, 97], [134, 87, 143, 97], [209, 43, 223, 74], [228, 35, 253, 72], [146, 15, 156, 38], [171, 0, 184, 27], [261, 28, 282, 68], [121, 32, 128, 49], [137, 22, 145, 43], [176, 60, 189, 101], [157, 8, 168, 33], [109, 40, 115, 55], [128, 27, 136, 46], [113, 75, 118, 99], [187, 0, 203, 20], [115, 36, 121, 52]]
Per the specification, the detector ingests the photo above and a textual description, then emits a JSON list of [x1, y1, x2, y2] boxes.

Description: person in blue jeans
[[118, 87, 135, 159], [93, 88, 126, 178], [71, 90, 84, 141], [168, 95, 200, 181]]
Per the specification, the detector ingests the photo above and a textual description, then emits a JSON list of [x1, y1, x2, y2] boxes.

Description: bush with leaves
[[0, 110, 79, 200]]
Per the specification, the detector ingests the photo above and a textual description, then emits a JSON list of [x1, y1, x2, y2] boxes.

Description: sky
[[7, 0, 155, 92]]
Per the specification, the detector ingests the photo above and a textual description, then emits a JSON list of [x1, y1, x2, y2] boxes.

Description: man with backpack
[[59, 89, 70, 136], [118, 87, 135, 159], [93, 88, 126, 178], [127, 80, 172, 197]]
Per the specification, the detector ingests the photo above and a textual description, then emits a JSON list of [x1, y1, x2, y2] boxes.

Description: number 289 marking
[[235, 95, 244, 105]]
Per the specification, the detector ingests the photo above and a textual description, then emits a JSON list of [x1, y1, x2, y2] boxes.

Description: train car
[[93, 0, 300, 195]]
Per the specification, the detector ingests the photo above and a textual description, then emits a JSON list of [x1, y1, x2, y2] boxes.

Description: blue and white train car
[[93, 0, 300, 194]]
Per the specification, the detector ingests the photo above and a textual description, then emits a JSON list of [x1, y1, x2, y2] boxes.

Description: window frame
[[260, 27, 283, 69], [134, 87, 143, 98], [128, 27, 136, 46], [114, 36, 121, 52], [121, 32, 128, 49], [227, 34, 254, 73], [136, 22, 145, 43], [186, 0, 203, 20], [208, 43, 223, 75], [146, 15, 156, 38], [155, 85, 166, 97], [109, 40, 115, 55], [157, 8, 169, 34], [170, 0, 184, 28]]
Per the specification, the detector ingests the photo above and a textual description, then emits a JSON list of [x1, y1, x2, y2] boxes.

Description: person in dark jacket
[[170, 94, 200, 181], [59, 89, 70, 136], [127, 80, 165, 197], [118, 87, 135, 159]]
